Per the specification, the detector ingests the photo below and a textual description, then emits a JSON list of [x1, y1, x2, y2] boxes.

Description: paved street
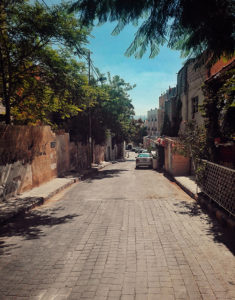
[[0, 153, 235, 300]]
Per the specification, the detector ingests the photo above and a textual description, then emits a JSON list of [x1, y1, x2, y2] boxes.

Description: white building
[[147, 108, 158, 137]]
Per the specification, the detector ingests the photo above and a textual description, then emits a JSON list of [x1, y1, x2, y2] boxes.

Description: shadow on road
[[87, 168, 129, 182], [174, 201, 202, 217], [173, 200, 235, 255], [0, 207, 79, 255]]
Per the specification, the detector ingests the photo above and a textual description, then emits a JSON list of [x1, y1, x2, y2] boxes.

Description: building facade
[[147, 108, 158, 137], [157, 87, 177, 136], [177, 59, 207, 132]]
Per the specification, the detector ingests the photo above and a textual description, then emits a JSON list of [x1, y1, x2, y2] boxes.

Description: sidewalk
[[174, 175, 235, 230], [174, 175, 201, 200], [0, 161, 111, 225]]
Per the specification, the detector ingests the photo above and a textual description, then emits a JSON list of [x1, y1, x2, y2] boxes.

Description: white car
[[136, 153, 153, 169]]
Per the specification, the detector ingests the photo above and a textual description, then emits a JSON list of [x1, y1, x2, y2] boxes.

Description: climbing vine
[[174, 120, 208, 185], [201, 66, 235, 162]]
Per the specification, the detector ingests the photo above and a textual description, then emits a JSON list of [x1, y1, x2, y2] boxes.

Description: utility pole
[[88, 51, 93, 166]]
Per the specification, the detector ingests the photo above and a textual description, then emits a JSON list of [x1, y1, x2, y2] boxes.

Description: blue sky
[[42, 0, 185, 116], [88, 23, 184, 116]]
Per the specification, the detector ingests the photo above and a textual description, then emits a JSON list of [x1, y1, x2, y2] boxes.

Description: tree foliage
[[0, 0, 91, 124], [131, 118, 147, 145], [70, 0, 234, 65], [67, 73, 136, 144], [176, 120, 208, 182]]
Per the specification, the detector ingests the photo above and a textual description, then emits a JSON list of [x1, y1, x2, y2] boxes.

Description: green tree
[[67, 73, 136, 144], [177, 121, 208, 181], [101, 73, 136, 143], [70, 0, 234, 65], [10, 48, 92, 126], [131, 118, 147, 145], [0, 0, 91, 124]]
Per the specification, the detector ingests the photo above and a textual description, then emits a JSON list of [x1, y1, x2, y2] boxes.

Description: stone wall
[[69, 142, 89, 170], [178, 60, 207, 132], [186, 62, 207, 126], [93, 144, 105, 164], [0, 125, 122, 200], [56, 131, 70, 176], [0, 125, 57, 199]]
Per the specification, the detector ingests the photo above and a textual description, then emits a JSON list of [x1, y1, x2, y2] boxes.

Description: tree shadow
[[0, 207, 80, 255], [0, 240, 21, 256], [174, 201, 203, 217], [173, 200, 235, 255], [87, 168, 129, 182]]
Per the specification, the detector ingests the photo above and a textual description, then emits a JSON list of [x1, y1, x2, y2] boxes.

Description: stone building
[[157, 87, 177, 136], [177, 59, 207, 131]]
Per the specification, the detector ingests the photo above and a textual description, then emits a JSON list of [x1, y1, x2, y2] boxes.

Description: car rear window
[[138, 153, 151, 157]]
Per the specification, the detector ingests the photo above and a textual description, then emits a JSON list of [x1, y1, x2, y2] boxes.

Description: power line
[[80, 51, 102, 83], [90, 60, 101, 80], [35, 0, 101, 84], [37, 0, 50, 9]]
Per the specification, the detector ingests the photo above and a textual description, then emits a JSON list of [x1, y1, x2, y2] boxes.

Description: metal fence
[[199, 160, 235, 216]]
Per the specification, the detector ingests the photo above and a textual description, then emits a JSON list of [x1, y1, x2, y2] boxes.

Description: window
[[192, 96, 199, 118]]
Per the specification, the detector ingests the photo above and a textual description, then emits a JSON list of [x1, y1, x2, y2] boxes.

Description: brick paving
[[0, 156, 234, 300]]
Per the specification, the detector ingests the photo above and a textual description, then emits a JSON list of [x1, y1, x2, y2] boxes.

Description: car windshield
[[138, 153, 151, 157]]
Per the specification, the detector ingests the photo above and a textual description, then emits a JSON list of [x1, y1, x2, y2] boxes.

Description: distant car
[[136, 153, 153, 169]]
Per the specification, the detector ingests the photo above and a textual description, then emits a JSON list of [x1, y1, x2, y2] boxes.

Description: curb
[[0, 165, 107, 226], [173, 177, 198, 201], [172, 176, 235, 231], [0, 197, 44, 225], [0, 178, 78, 226]]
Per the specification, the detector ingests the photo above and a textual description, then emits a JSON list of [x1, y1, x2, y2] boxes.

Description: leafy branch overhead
[[70, 0, 234, 64], [0, 0, 91, 124]]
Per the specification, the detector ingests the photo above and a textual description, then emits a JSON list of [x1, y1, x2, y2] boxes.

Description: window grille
[[199, 160, 235, 216]]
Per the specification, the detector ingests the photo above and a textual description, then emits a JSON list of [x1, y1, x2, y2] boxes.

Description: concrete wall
[[105, 133, 112, 161], [171, 153, 190, 176], [164, 139, 190, 176], [104, 133, 124, 161]]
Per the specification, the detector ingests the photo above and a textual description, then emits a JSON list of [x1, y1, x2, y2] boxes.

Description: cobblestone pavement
[[0, 155, 235, 300]]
